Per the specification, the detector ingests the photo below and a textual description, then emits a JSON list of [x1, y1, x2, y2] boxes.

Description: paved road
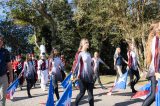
[[6, 78, 155, 106]]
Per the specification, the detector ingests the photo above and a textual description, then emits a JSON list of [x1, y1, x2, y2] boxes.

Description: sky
[[0, 9, 6, 20], [0, 0, 8, 20]]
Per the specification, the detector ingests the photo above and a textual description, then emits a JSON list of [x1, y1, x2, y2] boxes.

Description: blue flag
[[56, 81, 72, 106], [6, 78, 19, 100], [113, 70, 128, 90], [139, 82, 151, 91], [156, 79, 160, 106], [61, 73, 72, 89], [75, 80, 79, 88], [132, 82, 151, 100], [46, 77, 54, 106]]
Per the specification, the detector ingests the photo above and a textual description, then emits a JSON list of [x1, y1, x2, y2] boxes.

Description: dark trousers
[[13, 70, 17, 81], [93, 72, 105, 89], [52, 74, 59, 100], [129, 69, 140, 91], [33, 72, 37, 87], [142, 76, 157, 106], [26, 78, 35, 96], [75, 79, 94, 106]]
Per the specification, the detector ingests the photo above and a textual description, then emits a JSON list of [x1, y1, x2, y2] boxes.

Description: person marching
[[113, 47, 128, 85], [0, 34, 13, 106], [10, 58, 15, 83], [49, 48, 66, 101], [12, 56, 18, 81], [15, 55, 24, 90], [31, 53, 38, 88], [71, 48, 82, 89], [127, 42, 140, 93], [38, 53, 49, 91], [61, 54, 66, 66], [20, 53, 36, 98], [72, 38, 94, 106], [142, 21, 160, 106], [60, 54, 66, 81], [92, 51, 110, 89]]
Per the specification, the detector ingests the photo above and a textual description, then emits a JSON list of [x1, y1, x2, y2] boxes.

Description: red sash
[[154, 36, 159, 72], [128, 51, 133, 68]]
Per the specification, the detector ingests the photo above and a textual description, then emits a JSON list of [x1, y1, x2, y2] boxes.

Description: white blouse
[[50, 57, 65, 81], [149, 36, 160, 76], [92, 57, 105, 73], [75, 51, 94, 82]]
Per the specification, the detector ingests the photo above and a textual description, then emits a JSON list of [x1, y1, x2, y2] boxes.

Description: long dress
[[38, 59, 48, 91]]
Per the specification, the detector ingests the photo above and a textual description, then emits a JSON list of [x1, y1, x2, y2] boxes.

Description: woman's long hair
[[25, 53, 32, 62], [78, 38, 88, 51], [146, 21, 159, 66], [114, 47, 120, 57], [50, 48, 60, 58]]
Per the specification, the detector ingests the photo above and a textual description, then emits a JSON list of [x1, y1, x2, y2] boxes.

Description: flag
[[107, 70, 128, 95], [113, 70, 128, 90], [75, 80, 79, 89], [132, 86, 159, 100], [46, 77, 54, 106], [61, 73, 72, 89], [132, 90, 150, 100], [6, 78, 19, 100], [139, 82, 151, 91], [56, 81, 72, 106], [131, 82, 151, 100], [156, 79, 160, 106]]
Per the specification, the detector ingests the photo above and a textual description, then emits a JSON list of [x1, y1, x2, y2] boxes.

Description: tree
[[1, 0, 160, 74], [0, 20, 33, 54], [3, 0, 79, 70]]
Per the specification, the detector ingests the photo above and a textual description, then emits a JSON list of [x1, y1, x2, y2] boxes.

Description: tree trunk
[[141, 35, 146, 68], [50, 24, 57, 47], [34, 27, 40, 49]]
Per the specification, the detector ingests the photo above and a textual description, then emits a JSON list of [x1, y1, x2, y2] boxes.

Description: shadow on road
[[114, 99, 143, 106], [72, 91, 107, 100], [71, 98, 102, 105], [12, 93, 48, 102], [112, 92, 133, 96]]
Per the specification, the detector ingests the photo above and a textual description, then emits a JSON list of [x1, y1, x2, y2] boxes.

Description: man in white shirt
[[127, 43, 140, 93]]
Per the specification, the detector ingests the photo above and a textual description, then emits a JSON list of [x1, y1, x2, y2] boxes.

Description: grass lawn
[[99, 75, 148, 86]]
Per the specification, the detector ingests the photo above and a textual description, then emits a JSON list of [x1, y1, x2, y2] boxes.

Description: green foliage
[[0, 20, 33, 54], [1, 0, 160, 74]]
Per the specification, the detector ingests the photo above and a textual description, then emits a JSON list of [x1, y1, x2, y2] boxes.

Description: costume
[[92, 57, 107, 89], [74, 51, 94, 106], [50, 56, 65, 100], [127, 50, 140, 93], [38, 59, 48, 91], [142, 35, 160, 106]]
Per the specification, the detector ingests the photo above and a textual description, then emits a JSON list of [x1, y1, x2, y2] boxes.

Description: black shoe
[[132, 90, 137, 93], [28, 95, 32, 98]]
